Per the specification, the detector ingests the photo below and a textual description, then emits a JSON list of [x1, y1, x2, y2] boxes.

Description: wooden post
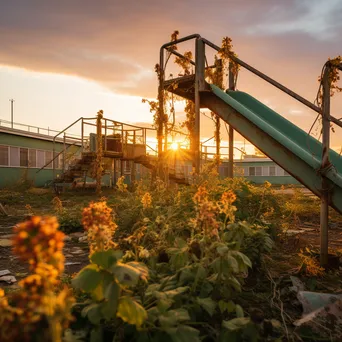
[[320, 64, 331, 266], [228, 61, 235, 178], [194, 38, 205, 174]]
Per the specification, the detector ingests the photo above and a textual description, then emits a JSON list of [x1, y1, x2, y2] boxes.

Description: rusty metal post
[[81, 118, 84, 151], [63, 132, 66, 172], [228, 61, 235, 178], [131, 160, 136, 184], [120, 160, 124, 177], [104, 119, 107, 152], [158, 48, 165, 176], [194, 38, 205, 174], [320, 64, 331, 266]]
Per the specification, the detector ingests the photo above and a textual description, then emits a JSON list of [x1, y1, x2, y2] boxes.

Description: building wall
[[0, 132, 66, 188], [233, 160, 299, 185]]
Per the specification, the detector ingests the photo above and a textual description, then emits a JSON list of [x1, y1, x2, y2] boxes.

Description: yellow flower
[[116, 176, 128, 192], [141, 192, 152, 209]]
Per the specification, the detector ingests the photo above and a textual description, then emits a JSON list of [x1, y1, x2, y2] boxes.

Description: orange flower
[[82, 201, 117, 254], [13, 216, 65, 271]]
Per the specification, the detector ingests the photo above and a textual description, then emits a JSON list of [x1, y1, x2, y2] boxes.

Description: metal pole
[[158, 47, 165, 176], [194, 38, 205, 174], [320, 64, 331, 266], [81, 118, 84, 151], [104, 119, 107, 152], [63, 133, 66, 172], [228, 61, 235, 178], [9, 99, 14, 128]]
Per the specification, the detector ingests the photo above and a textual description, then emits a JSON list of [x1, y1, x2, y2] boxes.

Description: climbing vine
[[218, 36, 240, 79], [174, 44, 196, 151]]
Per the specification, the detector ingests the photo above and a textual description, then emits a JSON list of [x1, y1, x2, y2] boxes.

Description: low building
[[0, 119, 299, 188]]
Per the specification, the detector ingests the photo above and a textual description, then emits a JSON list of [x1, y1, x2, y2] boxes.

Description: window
[[53, 152, 59, 169], [255, 166, 262, 176], [37, 150, 45, 168], [10, 147, 20, 167], [269, 166, 276, 176], [0, 145, 9, 166], [249, 167, 255, 176], [262, 166, 269, 176], [45, 151, 53, 169], [20, 148, 29, 167], [29, 149, 36, 168]]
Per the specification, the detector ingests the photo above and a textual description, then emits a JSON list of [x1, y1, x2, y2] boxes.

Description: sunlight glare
[[170, 142, 179, 151]]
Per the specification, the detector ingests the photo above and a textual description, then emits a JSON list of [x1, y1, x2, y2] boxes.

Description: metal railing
[[0, 118, 61, 136]]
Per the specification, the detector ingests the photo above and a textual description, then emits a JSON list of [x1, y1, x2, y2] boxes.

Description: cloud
[[0, 0, 341, 99], [245, 0, 342, 40]]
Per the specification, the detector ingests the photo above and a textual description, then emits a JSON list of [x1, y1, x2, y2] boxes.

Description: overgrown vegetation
[[2, 172, 342, 341]]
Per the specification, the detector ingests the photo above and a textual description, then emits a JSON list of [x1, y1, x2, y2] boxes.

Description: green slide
[[202, 84, 342, 214]]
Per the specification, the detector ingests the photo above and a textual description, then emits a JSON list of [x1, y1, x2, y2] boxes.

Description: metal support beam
[[158, 45, 166, 178], [194, 38, 205, 174], [228, 61, 235, 178], [320, 65, 331, 266]]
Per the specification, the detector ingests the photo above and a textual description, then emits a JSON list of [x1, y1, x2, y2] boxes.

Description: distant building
[[0, 119, 298, 188]]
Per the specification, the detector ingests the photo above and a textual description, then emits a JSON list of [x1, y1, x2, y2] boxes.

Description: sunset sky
[[0, 0, 341, 155]]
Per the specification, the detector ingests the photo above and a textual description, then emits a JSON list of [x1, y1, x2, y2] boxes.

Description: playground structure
[[158, 34, 342, 266], [39, 34, 342, 265]]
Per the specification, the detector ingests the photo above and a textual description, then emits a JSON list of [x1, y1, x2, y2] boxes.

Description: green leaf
[[168, 325, 200, 342], [227, 300, 236, 313], [91, 271, 112, 301], [222, 317, 250, 331], [227, 255, 239, 273], [113, 263, 142, 287], [101, 281, 120, 320], [168, 308, 190, 322], [227, 275, 242, 292], [126, 261, 149, 282], [233, 251, 252, 268], [197, 297, 216, 316], [157, 298, 173, 313], [162, 286, 189, 299], [235, 304, 244, 318], [72, 264, 102, 292], [90, 249, 122, 270], [82, 303, 102, 324], [159, 308, 190, 328], [117, 296, 147, 327], [219, 300, 235, 313], [217, 245, 229, 256], [174, 238, 187, 249]]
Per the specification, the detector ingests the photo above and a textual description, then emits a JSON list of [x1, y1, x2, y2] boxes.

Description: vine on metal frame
[[311, 56, 342, 137]]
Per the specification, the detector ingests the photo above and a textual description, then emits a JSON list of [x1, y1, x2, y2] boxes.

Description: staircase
[[55, 152, 96, 184]]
